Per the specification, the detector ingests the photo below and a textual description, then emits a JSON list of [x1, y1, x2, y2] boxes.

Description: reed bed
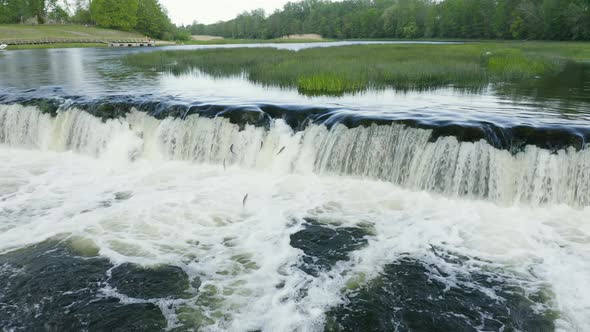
[[124, 42, 590, 95]]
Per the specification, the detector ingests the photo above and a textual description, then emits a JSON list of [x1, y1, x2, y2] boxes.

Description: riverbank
[[0, 39, 441, 51], [0, 24, 150, 50], [5, 43, 106, 50], [0, 24, 333, 50]]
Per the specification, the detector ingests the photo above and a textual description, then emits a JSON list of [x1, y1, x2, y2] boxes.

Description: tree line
[[185, 0, 590, 40], [0, 0, 188, 40]]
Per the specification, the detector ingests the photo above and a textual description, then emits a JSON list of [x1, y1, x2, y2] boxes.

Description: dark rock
[[325, 250, 557, 332], [290, 218, 369, 276], [110, 263, 190, 299], [0, 239, 167, 331]]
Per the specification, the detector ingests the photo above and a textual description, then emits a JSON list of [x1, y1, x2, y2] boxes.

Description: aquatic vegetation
[[297, 74, 367, 95], [123, 42, 590, 95], [483, 48, 557, 81]]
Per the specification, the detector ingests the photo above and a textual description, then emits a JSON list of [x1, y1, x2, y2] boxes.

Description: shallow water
[[0, 42, 589, 331], [0, 45, 589, 126]]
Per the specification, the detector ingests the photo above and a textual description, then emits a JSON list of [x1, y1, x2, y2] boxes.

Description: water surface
[[0, 42, 589, 331]]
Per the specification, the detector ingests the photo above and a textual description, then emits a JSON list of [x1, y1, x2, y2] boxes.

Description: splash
[[1, 104, 588, 207]]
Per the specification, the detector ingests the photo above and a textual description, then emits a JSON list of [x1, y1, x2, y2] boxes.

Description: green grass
[[0, 24, 145, 42], [297, 74, 367, 95], [123, 42, 590, 95], [0, 24, 149, 50]]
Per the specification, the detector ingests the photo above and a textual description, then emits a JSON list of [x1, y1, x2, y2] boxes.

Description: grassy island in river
[[124, 42, 590, 95]]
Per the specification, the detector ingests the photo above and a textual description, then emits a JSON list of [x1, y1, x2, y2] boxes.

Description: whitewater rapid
[[1, 104, 589, 330], [1, 104, 589, 207]]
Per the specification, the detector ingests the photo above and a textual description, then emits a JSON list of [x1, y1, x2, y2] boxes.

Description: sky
[[159, 0, 294, 25]]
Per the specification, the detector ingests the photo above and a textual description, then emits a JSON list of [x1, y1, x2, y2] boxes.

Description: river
[[0, 43, 589, 331]]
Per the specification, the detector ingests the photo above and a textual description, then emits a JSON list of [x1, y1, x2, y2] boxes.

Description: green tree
[[566, 0, 590, 39], [0, 0, 39, 24], [30, 0, 46, 24], [516, 0, 544, 39], [493, 0, 520, 38], [510, 15, 527, 39], [402, 21, 418, 38], [90, 0, 139, 30], [71, 0, 92, 24], [0, 1, 7, 23], [47, 5, 69, 23], [136, 0, 171, 39], [184, 0, 590, 41]]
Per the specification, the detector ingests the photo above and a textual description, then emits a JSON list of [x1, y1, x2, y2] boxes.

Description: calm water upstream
[[0, 43, 589, 331]]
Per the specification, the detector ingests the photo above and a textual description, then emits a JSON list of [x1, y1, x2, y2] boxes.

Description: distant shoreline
[[1, 26, 585, 52]]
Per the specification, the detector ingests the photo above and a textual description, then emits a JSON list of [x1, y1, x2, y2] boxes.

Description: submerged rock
[[0, 239, 167, 331], [110, 263, 191, 299], [325, 251, 556, 332], [46, 299, 166, 331], [290, 218, 370, 275], [20, 98, 62, 117], [114, 191, 133, 201]]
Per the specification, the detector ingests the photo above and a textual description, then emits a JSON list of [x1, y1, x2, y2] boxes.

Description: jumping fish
[[230, 144, 236, 155], [242, 194, 249, 207], [276, 146, 286, 156], [260, 141, 264, 151]]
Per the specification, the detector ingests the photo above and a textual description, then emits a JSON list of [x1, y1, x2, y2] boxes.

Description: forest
[[186, 0, 590, 40], [2, 0, 589, 41]]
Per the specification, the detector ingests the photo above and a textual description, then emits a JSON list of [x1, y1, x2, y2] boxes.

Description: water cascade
[[1, 103, 588, 207]]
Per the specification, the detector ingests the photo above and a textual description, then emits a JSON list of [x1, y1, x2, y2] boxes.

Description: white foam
[[1, 105, 589, 206], [1, 105, 589, 330]]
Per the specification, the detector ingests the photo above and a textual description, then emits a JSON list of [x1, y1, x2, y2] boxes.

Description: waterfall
[[1, 104, 589, 207]]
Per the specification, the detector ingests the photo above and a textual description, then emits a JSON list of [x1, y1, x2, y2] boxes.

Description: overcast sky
[[159, 0, 294, 25]]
